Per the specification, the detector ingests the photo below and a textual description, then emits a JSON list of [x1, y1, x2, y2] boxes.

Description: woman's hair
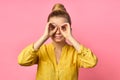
[[47, 3, 71, 26]]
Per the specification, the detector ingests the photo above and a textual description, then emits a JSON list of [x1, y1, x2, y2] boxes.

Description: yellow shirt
[[18, 43, 97, 80]]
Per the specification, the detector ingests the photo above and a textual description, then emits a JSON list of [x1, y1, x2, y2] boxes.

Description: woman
[[18, 3, 97, 80]]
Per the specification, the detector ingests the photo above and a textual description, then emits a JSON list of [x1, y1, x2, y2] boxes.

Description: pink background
[[0, 0, 120, 80]]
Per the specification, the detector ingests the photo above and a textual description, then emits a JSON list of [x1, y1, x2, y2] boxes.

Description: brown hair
[[47, 3, 71, 25]]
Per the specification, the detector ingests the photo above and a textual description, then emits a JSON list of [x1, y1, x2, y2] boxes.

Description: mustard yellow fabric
[[18, 43, 97, 80]]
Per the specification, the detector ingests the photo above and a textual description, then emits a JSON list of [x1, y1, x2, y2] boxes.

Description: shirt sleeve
[[76, 45, 98, 68], [18, 43, 40, 66]]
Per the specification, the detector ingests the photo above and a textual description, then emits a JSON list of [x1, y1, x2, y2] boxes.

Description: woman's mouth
[[54, 35, 62, 39]]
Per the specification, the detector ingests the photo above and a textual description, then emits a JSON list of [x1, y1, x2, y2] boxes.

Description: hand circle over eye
[[43, 22, 57, 37], [60, 23, 70, 31], [49, 23, 57, 30], [61, 24, 67, 31], [59, 23, 72, 38]]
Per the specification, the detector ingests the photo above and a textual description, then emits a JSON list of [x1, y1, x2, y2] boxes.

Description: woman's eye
[[61, 25, 66, 31], [49, 23, 56, 30]]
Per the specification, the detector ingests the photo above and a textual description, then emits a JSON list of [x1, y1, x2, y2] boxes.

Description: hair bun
[[52, 3, 67, 12]]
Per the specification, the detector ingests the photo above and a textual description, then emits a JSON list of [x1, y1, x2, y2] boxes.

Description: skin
[[33, 16, 81, 63]]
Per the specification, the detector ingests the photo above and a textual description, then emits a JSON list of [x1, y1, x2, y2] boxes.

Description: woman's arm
[[18, 22, 57, 66], [60, 23, 97, 68], [34, 22, 58, 51], [33, 35, 48, 51], [67, 35, 81, 53], [60, 23, 81, 52], [18, 44, 39, 66]]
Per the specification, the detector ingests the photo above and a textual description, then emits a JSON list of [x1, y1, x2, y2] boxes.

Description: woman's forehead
[[49, 17, 68, 25]]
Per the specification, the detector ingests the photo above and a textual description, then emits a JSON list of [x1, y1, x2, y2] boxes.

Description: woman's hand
[[60, 23, 72, 39], [43, 22, 58, 38], [33, 22, 57, 50], [60, 23, 81, 52]]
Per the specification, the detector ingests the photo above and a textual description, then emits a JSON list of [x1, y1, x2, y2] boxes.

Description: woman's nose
[[56, 27, 61, 34]]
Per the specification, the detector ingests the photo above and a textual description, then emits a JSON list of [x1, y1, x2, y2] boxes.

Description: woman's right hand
[[34, 22, 57, 51], [43, 22, 58, 38]]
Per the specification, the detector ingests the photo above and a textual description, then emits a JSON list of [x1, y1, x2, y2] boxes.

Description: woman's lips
[[54, 35, 62, 39]]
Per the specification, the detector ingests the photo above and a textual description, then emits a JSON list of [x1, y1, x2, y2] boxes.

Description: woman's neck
[[52, 41, 67, 49]]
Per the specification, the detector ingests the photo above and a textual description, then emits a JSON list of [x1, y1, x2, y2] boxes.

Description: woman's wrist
[[43, 34, 49, 40], [67, 35, 81, 52], [67, 35, 73, 41], [33, 35, 48, 51]]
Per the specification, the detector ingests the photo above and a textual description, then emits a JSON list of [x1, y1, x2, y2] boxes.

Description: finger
[[61, 23, 70, 27], [44, 22, 51, 32], [60, 25, 64, 32], [65, 23, 71, 30], [46, 22, 51, 28], [61, 23, 68, 26], [45, 22, 51, 32], [52, 26, 58, 33], [49, 23, 57, 31], [50, 26, 58, 36], [60, 23, 69, 31], [65, 23, 72, 34]]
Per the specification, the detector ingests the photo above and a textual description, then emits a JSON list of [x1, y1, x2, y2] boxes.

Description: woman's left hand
[[60, 23, 72, 39]]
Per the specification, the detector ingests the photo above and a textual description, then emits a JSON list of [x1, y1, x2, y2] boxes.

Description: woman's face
[[49, 16, 68, 43]]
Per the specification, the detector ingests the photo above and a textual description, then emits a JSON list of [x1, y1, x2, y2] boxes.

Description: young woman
[[18, 3, 97, 80]]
